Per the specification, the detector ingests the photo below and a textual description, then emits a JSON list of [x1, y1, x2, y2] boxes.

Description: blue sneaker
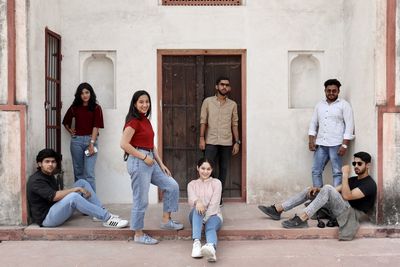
[[160, 219, 184, 230], [134, 234, 159, 245]]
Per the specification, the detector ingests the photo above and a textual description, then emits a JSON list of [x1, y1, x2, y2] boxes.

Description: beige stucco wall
[[0, 112, 22, 225], [343, 0, 378, 178], [0, 0, 7, 104], [27, 0, 61, 174], [24, 0, 382, 206], [15, 0, 27, 104], [382, 113, 400, 224], [381, 0, 400, 224]]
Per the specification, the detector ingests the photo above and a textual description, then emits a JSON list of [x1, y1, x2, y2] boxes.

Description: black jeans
[[204, 144, 232, 194]]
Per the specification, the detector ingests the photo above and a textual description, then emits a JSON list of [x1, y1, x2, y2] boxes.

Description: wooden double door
[[161, 55, 242, 198]]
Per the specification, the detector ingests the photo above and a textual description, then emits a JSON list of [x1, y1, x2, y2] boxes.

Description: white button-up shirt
[[308, 98, 355, 146]]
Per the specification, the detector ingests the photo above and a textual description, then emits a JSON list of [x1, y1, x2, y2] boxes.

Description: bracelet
[[142, 154, 147, 161], [90, 139, 95, 144]]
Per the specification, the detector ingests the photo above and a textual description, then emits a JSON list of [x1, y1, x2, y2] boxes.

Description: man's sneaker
[[102, 215, 128, 228], [201, 243, 217, 262], [191, 240, 203, 258], [160, 219, 184, 230], [134, 233, 159, 245], [258, 205, 281, 220], [93, 212, 120, 222], [281, 215, 308, 229]]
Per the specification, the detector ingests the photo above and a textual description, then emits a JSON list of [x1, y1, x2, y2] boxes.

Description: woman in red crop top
[[120, 90, 183, 245], [62, 82, 104, 192]]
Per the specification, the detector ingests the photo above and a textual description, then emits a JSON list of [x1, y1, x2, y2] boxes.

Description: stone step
[[2, 203, 399, 241], [1, 225, 400, 241]]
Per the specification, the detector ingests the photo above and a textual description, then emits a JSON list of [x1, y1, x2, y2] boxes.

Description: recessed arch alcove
[[80, 51, 116, 109], [288, 51, 324, 109]]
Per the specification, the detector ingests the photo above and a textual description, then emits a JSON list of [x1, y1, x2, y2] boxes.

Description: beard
[[218, 89, 228, 96], [355, 168, 366, 175]]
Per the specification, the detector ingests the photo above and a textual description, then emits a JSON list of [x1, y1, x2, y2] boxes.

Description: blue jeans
[[42, 180, 109, 227], [127, 150, 180, 231], [282, 185, 350, 219], [311, 145, 343, 187], [205, 144, 232, 193], [189, 209, 222, 248], [70, 135, 98, 191]]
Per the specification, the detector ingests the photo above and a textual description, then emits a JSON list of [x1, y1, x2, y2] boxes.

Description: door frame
[[157, 49, 247, 202]]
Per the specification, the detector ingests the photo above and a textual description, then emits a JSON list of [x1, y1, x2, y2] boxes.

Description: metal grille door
[[45, 28, 62, 153]]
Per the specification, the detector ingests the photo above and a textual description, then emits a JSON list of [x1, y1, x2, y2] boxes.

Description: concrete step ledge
[[2, 225, 400, 241]]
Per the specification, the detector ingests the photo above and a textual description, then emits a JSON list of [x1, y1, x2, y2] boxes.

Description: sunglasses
[[352, 161, 364, 167], [219, 82, 230, 87]]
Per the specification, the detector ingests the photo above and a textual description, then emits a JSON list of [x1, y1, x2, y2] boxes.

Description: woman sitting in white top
[[187, 158, 223, 262]]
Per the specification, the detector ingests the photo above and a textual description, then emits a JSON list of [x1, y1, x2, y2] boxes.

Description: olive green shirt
[[200, 96, 239, 146]]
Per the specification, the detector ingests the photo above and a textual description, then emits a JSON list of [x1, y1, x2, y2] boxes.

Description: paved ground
[[0, 238, 399, 267]]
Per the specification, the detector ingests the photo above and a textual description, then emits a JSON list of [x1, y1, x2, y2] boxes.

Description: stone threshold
[[2, 203, 399, 241], [1, 225, 400, 241]]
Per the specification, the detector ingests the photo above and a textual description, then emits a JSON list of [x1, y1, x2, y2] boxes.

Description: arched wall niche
[[288, 51, 324, 109], [80, 51, 116, 109]]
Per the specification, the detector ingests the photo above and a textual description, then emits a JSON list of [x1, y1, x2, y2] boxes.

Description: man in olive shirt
[[199, 76, 241, 205]]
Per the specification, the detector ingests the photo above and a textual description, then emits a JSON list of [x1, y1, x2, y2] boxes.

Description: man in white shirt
[[308, 79, 354, 188]]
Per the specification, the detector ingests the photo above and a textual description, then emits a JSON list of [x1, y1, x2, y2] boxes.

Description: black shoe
[[326, 218, 339, 227], [317, 219, 326, 228], [311, 207, 333, 220], [282, 215, 309, 228], [258, 205, 281, 220]]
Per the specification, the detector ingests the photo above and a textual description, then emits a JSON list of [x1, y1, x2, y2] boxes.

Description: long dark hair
[[72, 82, 98, 111], [123, 90, 152, 161], [124, 90, 152, 124]]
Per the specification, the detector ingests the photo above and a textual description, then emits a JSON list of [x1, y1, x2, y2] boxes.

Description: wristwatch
[[90, 139, 95, 144], [341, 144, 348, 149], [235, 140, 241, 145]]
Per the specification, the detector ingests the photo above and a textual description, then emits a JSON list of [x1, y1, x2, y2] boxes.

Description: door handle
[[44, 101, 50, 110]]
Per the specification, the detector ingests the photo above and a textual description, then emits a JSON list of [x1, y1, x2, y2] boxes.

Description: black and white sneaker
[[102, 215, 128, 228]]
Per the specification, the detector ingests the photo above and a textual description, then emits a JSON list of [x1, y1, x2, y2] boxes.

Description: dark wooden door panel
[[162, 56, 200, 196], [45, 29, 62, 155], [204, 56, 242, 198], [162, 55, 242, 198]]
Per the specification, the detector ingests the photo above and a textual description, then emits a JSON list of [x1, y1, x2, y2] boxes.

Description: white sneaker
[[102, 215, 128, 228], [93, 213, 119, 222], [201, 243, 217, 262], [191, 240, 202, 258]]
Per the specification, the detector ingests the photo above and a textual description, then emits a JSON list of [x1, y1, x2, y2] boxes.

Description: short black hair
[[36, 148, 61, 163], [324, 79, 342, 89], [353, 151, 371, 164], [215, 76, 230, 85]]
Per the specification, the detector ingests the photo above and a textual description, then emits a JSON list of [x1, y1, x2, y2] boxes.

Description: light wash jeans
[[127, 150, 180, 231], [281, 184, 350, 219], [70, 135, 98, 191], [189, 209, 222, 248], [42, 179, 109, 227], [312, 145, 343, 188]]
